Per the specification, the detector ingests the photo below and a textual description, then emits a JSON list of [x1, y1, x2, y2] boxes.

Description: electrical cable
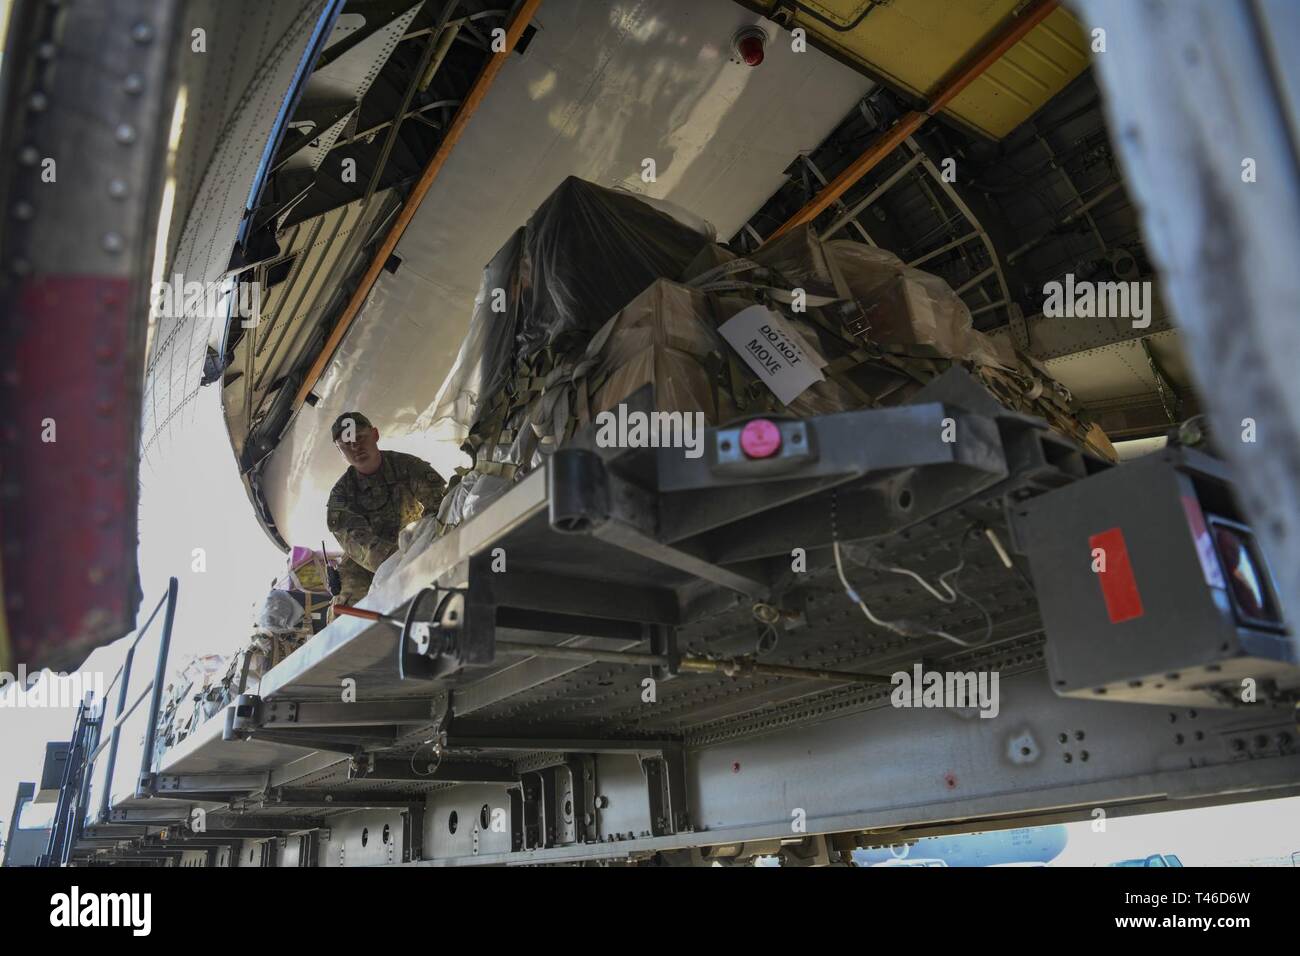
[[409, 713, 444, 777], [833, 539, 977, 647], [829, 497, 996, 648], [882, 560, 959, 603], [754, 623, 780, 657]]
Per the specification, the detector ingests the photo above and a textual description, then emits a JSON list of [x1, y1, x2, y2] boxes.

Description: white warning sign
[[718, 305, 826, 405]]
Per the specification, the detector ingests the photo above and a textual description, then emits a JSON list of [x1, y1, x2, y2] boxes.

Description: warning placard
[[718, 305, 826, 405]]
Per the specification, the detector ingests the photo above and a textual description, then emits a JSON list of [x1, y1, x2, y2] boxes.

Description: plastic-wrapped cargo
[[737, 226, 1110, 456], [281, 545, 339, 593], [420, 229, 527, 449], [435, 468, 514, 530], [426, 177, 715, 449], [152, 653, 231, 762], [736, 226, 1012, 368], [429, 179, 1114, 533], [255, 590, 307, 634], [518, 176, 716, 357], [153, 547, 341, 758], [585, 280, 725, 421], [583, 280, 861, 425], [256, 545, 339, 636]]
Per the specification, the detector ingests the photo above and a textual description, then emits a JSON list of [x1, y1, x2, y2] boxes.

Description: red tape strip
[[1089, 527, 1144, 624]]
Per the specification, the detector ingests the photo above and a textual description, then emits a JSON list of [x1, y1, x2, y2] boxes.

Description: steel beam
[[907, 230, 980, 268], [588, 467, 771, 599], [799, 153, 876, 245], [986, 298, 1175, 361], [107, 807, 192, 824], [353, 757, 517, 784], [766, 0, 1060, 241], [245, 730, 398, 754], [452, 634, 648, 717], [154, 772, 269, 795], [442, 727, 681, 756], [265, 788, 426, 809], [169, 829, 305, 841], [259, 698, 441, 728], [820, 152, 924, 239], [193, 816, 326, 833], [490, 639, 892, 686]]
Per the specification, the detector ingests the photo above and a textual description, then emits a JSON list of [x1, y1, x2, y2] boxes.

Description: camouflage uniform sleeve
[[326, 479, 397, 574], [406, 454, 446, 516]]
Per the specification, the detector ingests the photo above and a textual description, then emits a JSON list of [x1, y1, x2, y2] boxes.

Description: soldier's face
[[336, 426, 381, 474]]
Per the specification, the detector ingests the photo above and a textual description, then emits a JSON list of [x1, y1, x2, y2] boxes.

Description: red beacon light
[[733, 26, 767, 67]]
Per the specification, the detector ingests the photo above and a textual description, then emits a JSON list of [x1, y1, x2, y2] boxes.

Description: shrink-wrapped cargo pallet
[[152, 549, 338, 758], [426, 176, 714, 453], [429, 177, 1113, 530]]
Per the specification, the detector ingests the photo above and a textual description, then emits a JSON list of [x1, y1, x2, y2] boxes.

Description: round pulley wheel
[[397, 587, 458, 680]]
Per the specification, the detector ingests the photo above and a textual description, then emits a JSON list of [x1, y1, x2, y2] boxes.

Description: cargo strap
[[685, 257, 765, 288], [477, 460, 519, 480]]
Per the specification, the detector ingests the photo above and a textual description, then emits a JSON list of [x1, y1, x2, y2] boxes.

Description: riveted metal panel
[[747, 0, 1092, 139], [316, 807, 412, 866], [140, 0, 331, 465], [424, 784, 515, 860], [409, 662, 1300, 865]]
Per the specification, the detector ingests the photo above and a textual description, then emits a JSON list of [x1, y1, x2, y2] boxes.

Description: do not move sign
[[718, 304, 827, 405]]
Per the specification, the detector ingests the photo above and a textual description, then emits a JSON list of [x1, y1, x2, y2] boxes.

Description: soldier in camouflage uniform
[[326, 412, 445, 606]]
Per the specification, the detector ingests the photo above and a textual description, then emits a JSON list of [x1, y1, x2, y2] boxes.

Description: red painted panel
[[1089, 527, 1144, 624], [1, 275, 142, 671]]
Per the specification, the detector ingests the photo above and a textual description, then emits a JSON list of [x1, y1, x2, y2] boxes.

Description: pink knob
[[740, 419, 782, 459]]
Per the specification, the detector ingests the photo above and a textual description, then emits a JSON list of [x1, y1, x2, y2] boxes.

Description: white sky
[[134, 388, 288, 666], [1054, 797, 1300, 866], [0, 390, 286, 856]]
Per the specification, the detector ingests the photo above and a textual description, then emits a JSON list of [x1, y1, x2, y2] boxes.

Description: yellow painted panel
[[754, 1, 1091, 139], [945, 8, 1091, 137]]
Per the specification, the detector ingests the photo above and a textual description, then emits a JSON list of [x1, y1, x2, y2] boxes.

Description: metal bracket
[[402, 805, 424, 863], [151, 772, 270, 797], [264, 787, 428, 810], [648, 624, 680, 681], [226, 693, 262, 737], [260, 697, 445, 728], [644, 745, 692, 836], [508, 786, 526, 851], [224, 692, 446, 755], [842, 301, 875, 340], [349, 755, 517, 784]]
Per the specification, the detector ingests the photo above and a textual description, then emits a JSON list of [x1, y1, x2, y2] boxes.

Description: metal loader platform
[[63, 373, 1300, 865], [171, 372, 1076, 763]]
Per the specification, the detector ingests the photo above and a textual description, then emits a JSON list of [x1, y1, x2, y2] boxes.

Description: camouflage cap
[[331, 411, 374, 442]]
